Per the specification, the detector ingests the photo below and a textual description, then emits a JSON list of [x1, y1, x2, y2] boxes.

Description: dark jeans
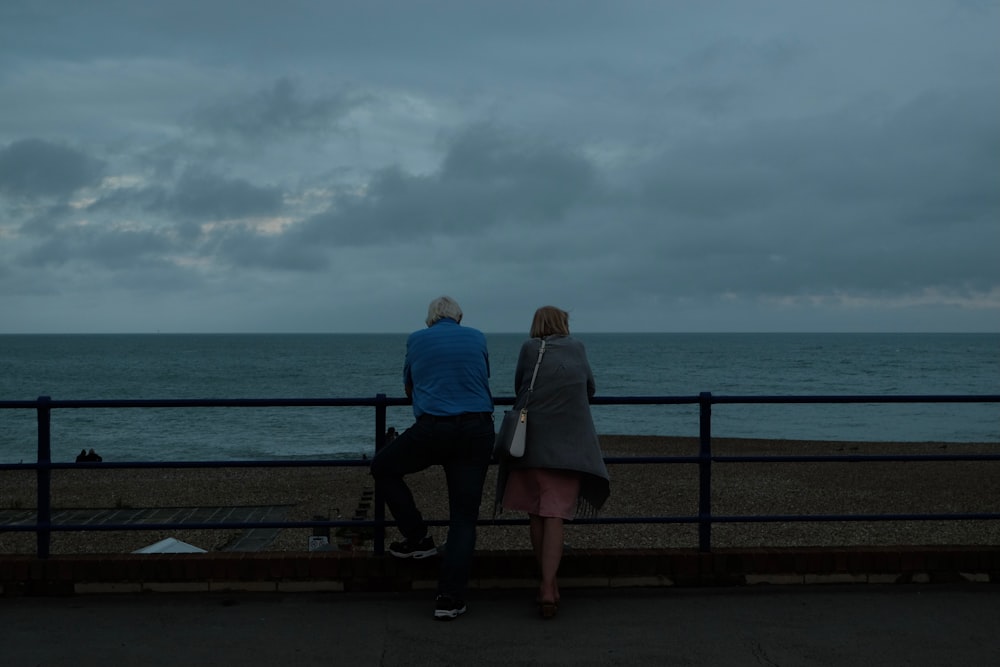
[[370, 413, 494, 599]]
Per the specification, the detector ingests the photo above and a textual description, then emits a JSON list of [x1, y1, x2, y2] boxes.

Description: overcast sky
[[1, 1, 998, 334]]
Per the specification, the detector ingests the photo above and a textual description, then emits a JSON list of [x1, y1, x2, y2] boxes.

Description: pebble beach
[[2, 436, 998, 556]]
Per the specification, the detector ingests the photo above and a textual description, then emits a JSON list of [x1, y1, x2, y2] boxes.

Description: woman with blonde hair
[[496, 306, 610, 618]]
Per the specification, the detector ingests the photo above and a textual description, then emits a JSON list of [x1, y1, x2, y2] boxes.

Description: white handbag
[[497, 340, 546, 458]]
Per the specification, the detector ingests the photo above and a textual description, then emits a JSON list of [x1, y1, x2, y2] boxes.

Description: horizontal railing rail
[[1, 393, 998, 558]]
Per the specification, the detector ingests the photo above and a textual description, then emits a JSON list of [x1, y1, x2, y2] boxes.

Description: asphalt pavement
[[2, 584, 998, 666]]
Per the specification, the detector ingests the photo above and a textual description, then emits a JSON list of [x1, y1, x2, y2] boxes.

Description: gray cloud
[[18, 223, 175, 270], [0, 139, 105, 199], [295, 124, 596, 248], [190, 78, 368, 144], [86, 168, 284, 222], [208, 229, 330, 272], [17, 203, 75, 236], [166, 169, 284, 221], [629, 85, 1000, 296]]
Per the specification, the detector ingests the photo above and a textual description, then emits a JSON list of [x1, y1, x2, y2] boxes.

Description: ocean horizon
[[2, 332, 997, 462]]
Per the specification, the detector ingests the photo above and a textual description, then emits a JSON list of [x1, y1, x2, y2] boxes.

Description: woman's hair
[[425, 295, 463, 326], [530, 305, 570, 338]]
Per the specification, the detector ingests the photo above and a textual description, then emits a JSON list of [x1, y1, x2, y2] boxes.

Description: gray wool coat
[[495, 334, 610, 517]]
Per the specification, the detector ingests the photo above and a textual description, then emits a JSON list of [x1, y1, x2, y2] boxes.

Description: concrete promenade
[[2, 584, 998, 666]]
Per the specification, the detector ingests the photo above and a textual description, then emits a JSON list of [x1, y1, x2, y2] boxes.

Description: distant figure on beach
[[75, 449, 88, 463], [370, 296, 494, 621], [84, 448, 103, 462], [385, 427, 397, 444], [494, 305, 609, 619]]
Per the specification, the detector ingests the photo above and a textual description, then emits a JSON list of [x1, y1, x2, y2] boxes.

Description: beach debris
[[132, 537, 207, 554], [308, 535, 331, 551]]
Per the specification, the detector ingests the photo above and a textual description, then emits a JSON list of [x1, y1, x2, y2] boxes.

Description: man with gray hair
[[370, 296, 495, 620]]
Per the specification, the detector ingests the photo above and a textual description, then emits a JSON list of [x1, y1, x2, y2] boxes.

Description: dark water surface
[[1, 333, 997, 461]]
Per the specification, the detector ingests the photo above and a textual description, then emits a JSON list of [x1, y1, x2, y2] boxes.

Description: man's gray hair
[[426, 295, 463, 327]]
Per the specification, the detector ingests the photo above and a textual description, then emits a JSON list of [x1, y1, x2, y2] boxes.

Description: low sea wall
[[3, 546, 998, 597]]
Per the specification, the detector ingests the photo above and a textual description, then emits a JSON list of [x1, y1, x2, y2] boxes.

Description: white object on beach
[[132, 537, 207, 554], [308, 535, 330, 551]]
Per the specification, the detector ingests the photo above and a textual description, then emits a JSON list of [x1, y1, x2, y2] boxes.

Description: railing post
[[372, 393, 387, 555], [36, 396, 53, 559], [698, 391, 712, 553]]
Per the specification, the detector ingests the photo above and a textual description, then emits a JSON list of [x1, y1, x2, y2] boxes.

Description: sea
[[1, 333, 997, 463]]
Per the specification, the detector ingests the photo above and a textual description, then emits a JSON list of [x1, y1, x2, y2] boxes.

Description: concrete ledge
[[1, 546, 998, 596]]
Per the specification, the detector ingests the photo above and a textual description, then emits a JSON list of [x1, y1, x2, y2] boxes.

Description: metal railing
[[2, 393, 998, 558]]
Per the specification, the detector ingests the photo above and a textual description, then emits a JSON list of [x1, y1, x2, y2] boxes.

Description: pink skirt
[[503, 468, 581, 520]]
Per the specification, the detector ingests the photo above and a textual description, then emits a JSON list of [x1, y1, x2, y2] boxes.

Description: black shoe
[[387, 536, 436, 559], [434, 595, 467, 621]]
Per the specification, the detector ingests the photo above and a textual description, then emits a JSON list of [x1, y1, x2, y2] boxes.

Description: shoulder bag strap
[[523, 339, 547, 407]]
